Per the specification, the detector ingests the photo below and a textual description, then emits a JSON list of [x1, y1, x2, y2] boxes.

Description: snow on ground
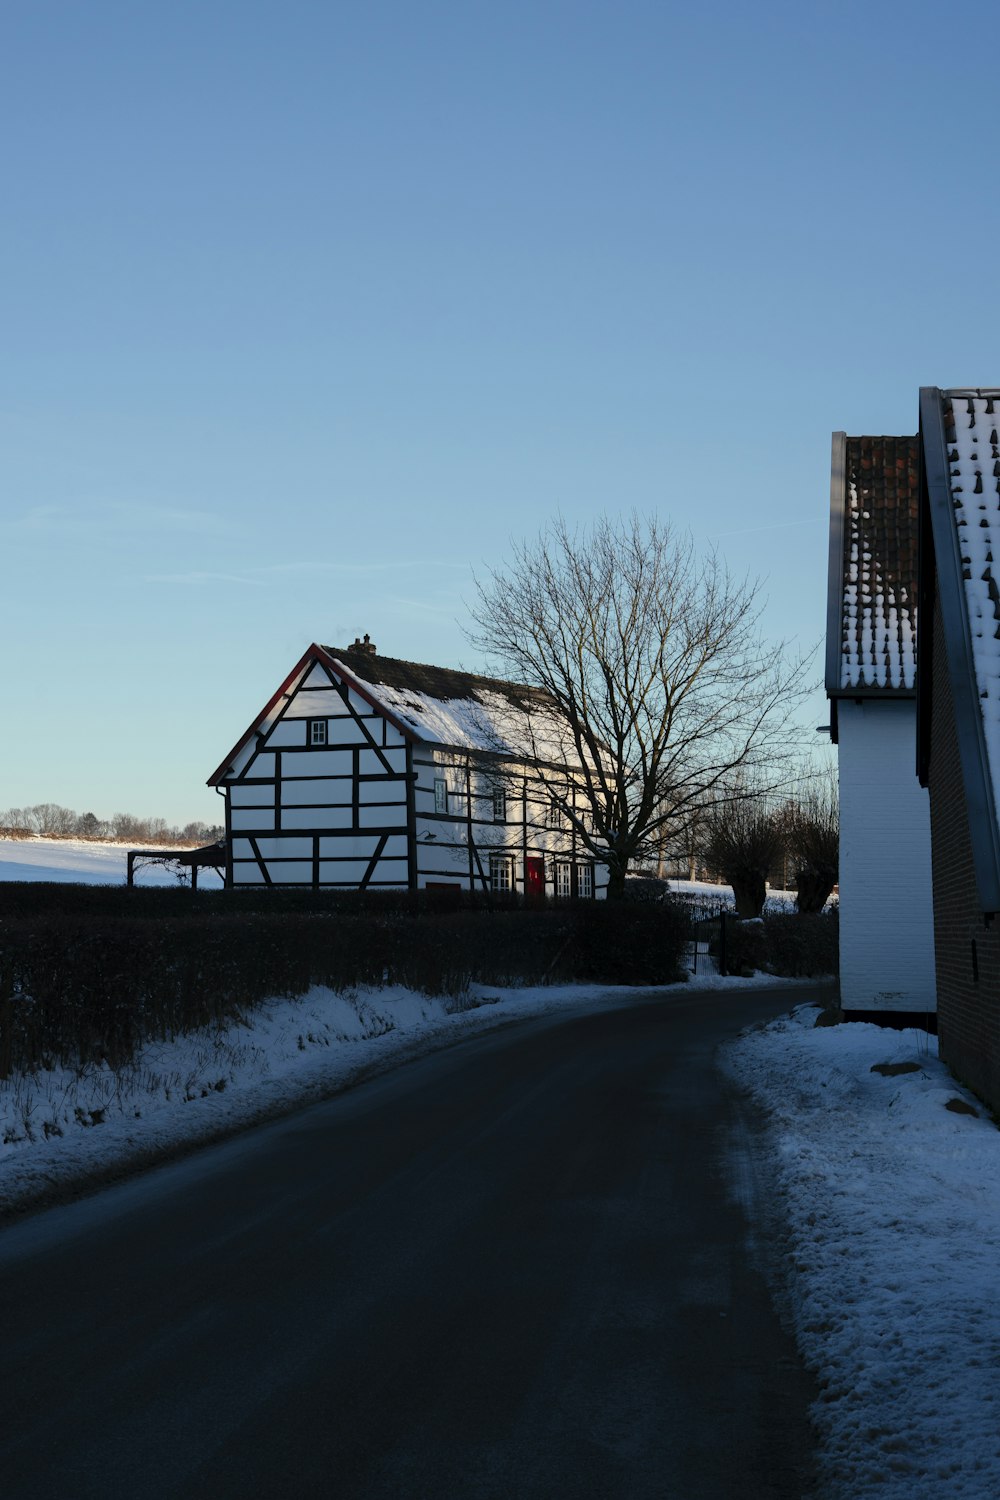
[[726, 1007, 1000, 1500], [666, 877, 800, 911], [0, 836, 215, 886], [0, 969, 804, 1217]]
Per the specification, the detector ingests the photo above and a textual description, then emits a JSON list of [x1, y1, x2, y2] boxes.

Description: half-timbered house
[[208, 636, 609, 898]]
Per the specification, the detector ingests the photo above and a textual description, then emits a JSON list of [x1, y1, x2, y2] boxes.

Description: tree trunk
[[730, 876, 766, 920], [605, 863, 629, 900], [795, 871, 835, 914]]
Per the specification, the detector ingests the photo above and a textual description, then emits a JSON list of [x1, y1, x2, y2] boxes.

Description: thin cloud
[[145, 570, 266, 586], [256, 559, 470, 577], [2, 502, 227, 537]]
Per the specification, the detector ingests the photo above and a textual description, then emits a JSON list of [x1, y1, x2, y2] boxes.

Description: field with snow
[[0, 836, 220, 886], [0, 837, 796, 908], [727, 1009, 1000, 1500]]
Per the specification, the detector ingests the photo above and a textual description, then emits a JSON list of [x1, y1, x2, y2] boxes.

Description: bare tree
[[783, 772, 839, 914], [467, 514, 808, 898], [75, 811, 107, 840], [704, 798, 785, 919]]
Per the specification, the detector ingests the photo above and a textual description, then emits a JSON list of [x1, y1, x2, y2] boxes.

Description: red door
[[525, 856, 545, 899]]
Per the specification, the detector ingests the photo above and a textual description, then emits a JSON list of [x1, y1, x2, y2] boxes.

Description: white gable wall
[[838, 698, 936, 1011], [220, 660, 410, 888]]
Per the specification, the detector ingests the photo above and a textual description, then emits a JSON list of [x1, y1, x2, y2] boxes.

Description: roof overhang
[[918, 386, 1000, 913], [825, 431, 848, 698]]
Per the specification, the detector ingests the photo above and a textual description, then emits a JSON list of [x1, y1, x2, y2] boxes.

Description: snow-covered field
[[0, 836, 215, 885], [727, 1008, 1000, 1500]]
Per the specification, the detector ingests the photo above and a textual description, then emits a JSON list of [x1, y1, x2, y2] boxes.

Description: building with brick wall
[[826, 433, 937, 1020], [917, 388, 1000, 1112]]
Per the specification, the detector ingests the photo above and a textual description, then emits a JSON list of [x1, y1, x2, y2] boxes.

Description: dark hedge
[[719, 909, 838, 978], [0, 899, 692, 1076]]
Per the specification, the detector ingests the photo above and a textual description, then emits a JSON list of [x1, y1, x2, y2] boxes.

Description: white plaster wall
[[838, 699, 936, 1011]]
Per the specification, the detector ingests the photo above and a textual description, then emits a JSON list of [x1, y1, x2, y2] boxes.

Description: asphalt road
[[0, 988, 819, 1499]]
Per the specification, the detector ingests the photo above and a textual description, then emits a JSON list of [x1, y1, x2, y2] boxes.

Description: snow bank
[[726, 1008, 1000, 1499], [0, 971, 807, 1217]]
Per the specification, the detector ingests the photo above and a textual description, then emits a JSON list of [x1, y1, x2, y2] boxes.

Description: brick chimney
[[352, 633, 377, 655]]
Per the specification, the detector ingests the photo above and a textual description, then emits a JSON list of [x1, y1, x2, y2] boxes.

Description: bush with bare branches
[[783, 775, 839, 914]]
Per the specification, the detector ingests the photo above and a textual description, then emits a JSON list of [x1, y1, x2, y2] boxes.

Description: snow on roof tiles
[[939, 392, 1000, 818], [839, 435, 920, 692], [323, 646, 576, 762]]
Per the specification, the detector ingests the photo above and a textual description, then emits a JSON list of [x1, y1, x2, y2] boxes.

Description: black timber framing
[[405, 744, 418, 891], [248, 836, 272, 886], [358, 834, 390, 891]]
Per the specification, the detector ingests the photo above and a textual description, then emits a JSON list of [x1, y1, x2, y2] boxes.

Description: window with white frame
[[434, 778, 448, 815], [492, 787, 507, 822], [555, 862, 573, 899], [546, 801, 565, 829], [577, 863, 594, 899], [489, 853, 516, 893], [309, 720, 328, 746]]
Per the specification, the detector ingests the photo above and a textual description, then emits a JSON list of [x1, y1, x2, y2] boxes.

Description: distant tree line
[[0, 804, 223, 846]]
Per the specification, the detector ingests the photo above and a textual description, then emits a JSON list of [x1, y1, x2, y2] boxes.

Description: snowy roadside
[[0, 969, 811, 1219], [725, 1008, 1000, 1500]]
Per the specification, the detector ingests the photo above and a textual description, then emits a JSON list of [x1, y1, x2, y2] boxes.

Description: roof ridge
[[321, 645, 553, 700]]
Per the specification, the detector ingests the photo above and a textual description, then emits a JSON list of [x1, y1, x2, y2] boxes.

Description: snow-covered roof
[[939, 395, 1000, 751], [827, 434, 920, 695], [322, 644, 579, 764], [919, 390, 1000, 910]]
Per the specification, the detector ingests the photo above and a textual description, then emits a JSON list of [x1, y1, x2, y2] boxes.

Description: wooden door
[[525, 856, 545, 898]]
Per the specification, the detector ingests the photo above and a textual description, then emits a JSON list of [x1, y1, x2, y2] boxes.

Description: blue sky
[[2, 0, 998, 825]]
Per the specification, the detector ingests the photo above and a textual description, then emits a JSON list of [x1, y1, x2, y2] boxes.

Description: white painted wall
[[838, 698, 936, 1011]]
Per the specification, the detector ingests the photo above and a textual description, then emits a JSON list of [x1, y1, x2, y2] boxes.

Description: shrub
[[718, 909, 838, 978], [0, 898, 693, 1076]]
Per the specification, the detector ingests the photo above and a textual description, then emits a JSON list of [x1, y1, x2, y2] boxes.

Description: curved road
[[0, 988, 818, 1499]]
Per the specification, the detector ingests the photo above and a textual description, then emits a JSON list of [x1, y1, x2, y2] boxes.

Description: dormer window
[[309, 720, 328, 747]]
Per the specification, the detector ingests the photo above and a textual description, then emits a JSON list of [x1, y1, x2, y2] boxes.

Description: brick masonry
[[838, 698, 936, 1013], [928, 595, 1000, 1111]]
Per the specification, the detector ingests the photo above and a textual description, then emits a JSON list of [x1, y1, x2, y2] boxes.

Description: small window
[[434, 778, 448, 815], [578, 863, 594, 899], [490, 853, 516, 893], [555, 863, 573, 900], [492, 788, 507, 823], [309, 720, 328, 747], [546, 802, 564, 829]]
